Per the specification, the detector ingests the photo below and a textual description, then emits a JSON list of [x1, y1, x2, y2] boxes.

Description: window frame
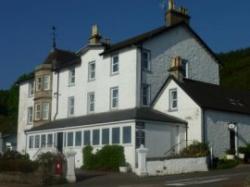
[[112, 127, 120, 144], [142, 49, 151, 71], [182, 60, 189, 78], [111, 55, 119, 75], [34, 135, 40, 149], [110, 87, 119, 110], [102, 128, 110, 145], [43, 75, 50, 91], [92, 129, 100, 146], [47, 134, 53, 147], [67, 132, 74, 147], [84, 130, 91, 146], [36, 77, 42, 92], [142, 84, 151, 106], [29, 135, 34, 149], [123, 126, 132, 144], [88, 61, 96, 81], [42, 102, 50, 120], [27, 106, 33, 124], [28, 81, 34, 97], [75, 131, 82, 147], [87, 92, 95, 113], [68, 96, 75, 117], [68, 68, 76, 86], [169, 88, 178, 111], [35, 103, 41, 121]]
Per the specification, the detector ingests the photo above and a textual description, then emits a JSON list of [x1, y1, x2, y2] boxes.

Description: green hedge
[[83, 145, 126, 171], [216, 159, 239, 169], [179, 141, 209, 157]]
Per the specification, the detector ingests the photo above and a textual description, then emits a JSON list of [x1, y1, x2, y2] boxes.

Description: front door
[[57, 132, 63, 153], [229, 129, 236, 151]]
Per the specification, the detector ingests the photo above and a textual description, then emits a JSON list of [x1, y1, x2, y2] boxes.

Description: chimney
[[165, 0, 190, 26], [168, 56, 184, 82], [89, 24, 102, 45]]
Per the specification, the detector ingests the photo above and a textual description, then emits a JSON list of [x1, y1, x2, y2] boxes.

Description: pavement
[[0, 165, 250, 187]]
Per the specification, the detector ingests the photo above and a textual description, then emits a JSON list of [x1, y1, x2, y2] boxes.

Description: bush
[[0, 151, 38, 173], [36, 152, 67, 185], [216, 159, 239, 169], [238, 146, 247, 154], [179, 141, 209, 157], [82, 145, 126, 171]]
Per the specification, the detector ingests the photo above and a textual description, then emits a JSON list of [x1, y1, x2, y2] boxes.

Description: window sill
[[111, 72, 119, 76], [168, 108, 178, 112], [68, 83, 75, 87], [142, 69, 152, 74], [88, 79, 96, 82]]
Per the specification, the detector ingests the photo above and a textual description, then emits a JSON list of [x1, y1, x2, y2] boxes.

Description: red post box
[[55, 159, 63, 175]]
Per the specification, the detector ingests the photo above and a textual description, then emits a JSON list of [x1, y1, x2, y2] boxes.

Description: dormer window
[[142, 50, 151, 71], [169, 88, 178, 111], [35, 75, 50, 92], [111, 55, 119, 75], [142, 84, 151, 106], [182, 60, 189, 78], [69, 68, 75, 86]]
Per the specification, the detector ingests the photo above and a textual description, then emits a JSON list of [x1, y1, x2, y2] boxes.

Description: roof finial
[[52, 26, 57, 50]]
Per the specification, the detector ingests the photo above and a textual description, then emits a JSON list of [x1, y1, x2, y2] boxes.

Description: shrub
[[179, 141, 209, 157], [82, 145, 126, 171], [216, 159, 239, 169], [0, 151, 38, 173], [239, 146, 247, 154], [2, 150, 29, 160], [36, 152, 66, 185]]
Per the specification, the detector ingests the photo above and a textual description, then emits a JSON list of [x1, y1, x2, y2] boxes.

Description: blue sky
[[0, 0, 250, 89]]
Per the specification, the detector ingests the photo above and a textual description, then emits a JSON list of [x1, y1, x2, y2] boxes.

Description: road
[[68, 165, 250, 187]]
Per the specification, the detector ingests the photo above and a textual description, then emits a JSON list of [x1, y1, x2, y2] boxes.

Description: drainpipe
[[53, 72, 60, 120]]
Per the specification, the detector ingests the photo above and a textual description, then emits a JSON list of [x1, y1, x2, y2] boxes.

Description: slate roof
[[43, 48, 81, 71], [27, 108, 186, 132], [152, 76, 250, 115], [100, 22, 221, 65]]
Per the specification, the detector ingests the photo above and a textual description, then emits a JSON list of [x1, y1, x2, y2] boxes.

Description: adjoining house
[[17, 0, 250, 171]]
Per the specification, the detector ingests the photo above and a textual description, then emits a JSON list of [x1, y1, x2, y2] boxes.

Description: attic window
[[228, 98, 244, 107]]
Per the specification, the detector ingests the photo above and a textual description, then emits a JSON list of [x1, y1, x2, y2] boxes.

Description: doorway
[[57, 132, 63, 153]]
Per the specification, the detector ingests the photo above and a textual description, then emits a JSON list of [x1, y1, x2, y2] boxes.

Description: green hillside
[[219, 48, 250, 91]]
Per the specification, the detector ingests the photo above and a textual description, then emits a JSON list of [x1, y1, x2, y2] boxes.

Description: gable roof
[[43, 48, 81, 71], [152, 76, 250, 115], [100, 22, 221, 65], [26, 107, 186, 133]]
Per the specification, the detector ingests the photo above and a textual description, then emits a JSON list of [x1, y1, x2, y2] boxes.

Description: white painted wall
[[26, 121, 136, 169], [145, 121, 186, 158], [141, 26, 220, 101], [17, 82, 34, 153], [51, 47, 138, 120], [153, 79, 203, 142], [146, 157, 208, 176], [204, 110, 250, 157]]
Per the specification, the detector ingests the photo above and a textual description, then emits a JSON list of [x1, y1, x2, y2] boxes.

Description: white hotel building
[[17, 1, 250, 170]]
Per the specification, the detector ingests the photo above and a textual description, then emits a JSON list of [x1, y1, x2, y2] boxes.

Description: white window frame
[[27, 106, 33, 124], [111, 55, 119, 75], [68, 96, 75, 117], [88, 61, 96, 81], [28, 81, 34, 97], [68, 68, 76, 86], [34, 135, 40, 149], [35, 103, 41, 121], [75, 131, 82, 147], [29, 135, 34, 149], [142, 50, 151, 71], [142, 84, 151, 106], [169, 88, 178, 111], [42, 102, 50, 120], [110, 87, 119, 110], [67, 131, 74, 147], [43, 75, 50, 91], [36, 77, 42, 91], [87, 92, 95, 113]]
